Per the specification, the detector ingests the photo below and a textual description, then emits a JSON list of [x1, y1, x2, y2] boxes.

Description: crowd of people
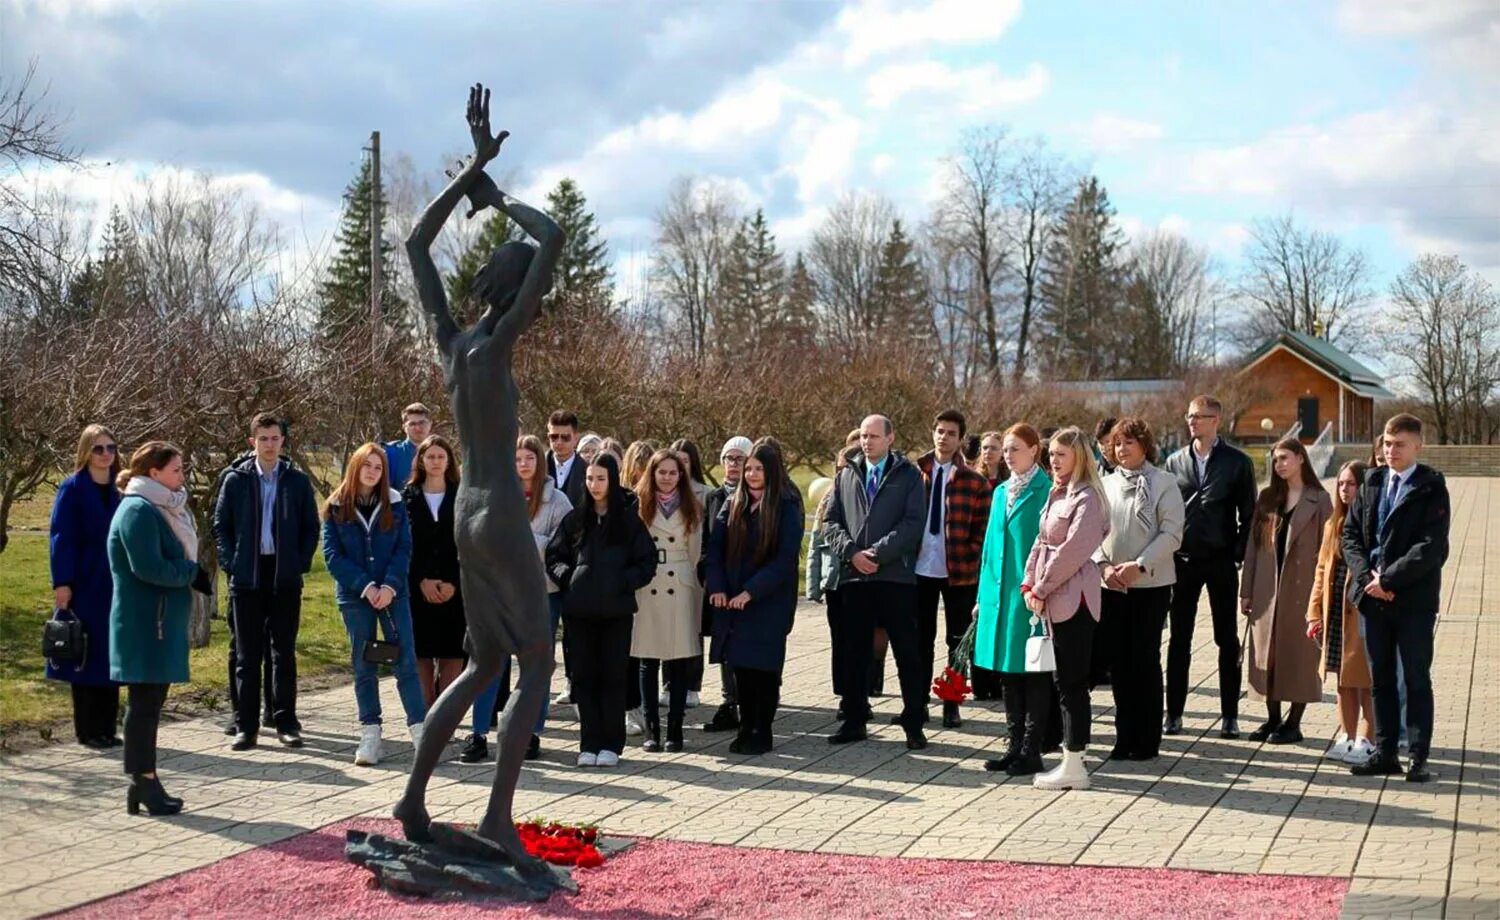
[[45, 396, 1451, 817]]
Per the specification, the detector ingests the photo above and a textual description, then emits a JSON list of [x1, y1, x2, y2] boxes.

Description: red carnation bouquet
[[515, 819, 606, 868], [932, 619, 978, 703]]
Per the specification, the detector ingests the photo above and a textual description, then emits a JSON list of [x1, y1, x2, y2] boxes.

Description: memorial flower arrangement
[[516, 819, 606, 868], [932, 619, 978, 704]]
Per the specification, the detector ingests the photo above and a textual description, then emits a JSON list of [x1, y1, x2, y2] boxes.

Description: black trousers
[[825, 588, 845, 696], [1000, 671, 1052, 752], [1051, 611, 1096, 751], [1101, 586, 1171, 756], [916, 576, 978, 695], [639, 657, 691, 735], [567, 615, 633, 755], [71, 683, 120, 742], [230, 557, 302, 733], [123, 682, 169, 775], [226, 610, 274, 725], [1365, 609, 1436, 759], [1167, 556, 1241, 721], [836, 581, 927, 729], [735, 667, 781, 739], [626, 656, 642, 710]]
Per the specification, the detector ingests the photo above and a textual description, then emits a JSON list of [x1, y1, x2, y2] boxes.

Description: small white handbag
[[1025, 614, 1056, 673]]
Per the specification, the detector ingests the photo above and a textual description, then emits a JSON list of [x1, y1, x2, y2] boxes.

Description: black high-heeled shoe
[[127, 774, 183, 816]]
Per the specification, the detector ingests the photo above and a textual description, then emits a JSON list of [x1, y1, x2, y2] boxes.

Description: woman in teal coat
[[972, 424, 1053, 776], [108, 442, 210, 817]]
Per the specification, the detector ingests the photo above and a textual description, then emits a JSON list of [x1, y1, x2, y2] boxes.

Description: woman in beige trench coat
[[1241, 437, 1330, 745], [632, 449, 704, 752]]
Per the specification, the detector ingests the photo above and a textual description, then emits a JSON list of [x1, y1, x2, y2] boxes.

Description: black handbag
[[43, 608, 87, 666], [362, 609, 401, 665]]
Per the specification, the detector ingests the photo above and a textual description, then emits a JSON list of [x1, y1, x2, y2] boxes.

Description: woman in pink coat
[[1022, 427, 1110, 791]]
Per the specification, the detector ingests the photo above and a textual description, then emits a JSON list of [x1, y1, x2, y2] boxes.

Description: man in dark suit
[[1342, 413, 1450, 782], [545, 410, 587, 509], [1163, 394, 1257, 739]]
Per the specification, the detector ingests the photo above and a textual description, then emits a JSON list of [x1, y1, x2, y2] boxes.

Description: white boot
[[408, 721, 425, 752], [1033, 747, 1090, 790], [354, 724, 382, 766]]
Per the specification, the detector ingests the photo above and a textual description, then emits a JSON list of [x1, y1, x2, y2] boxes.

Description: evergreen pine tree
[[544, 177, 612, 315], [445, 211, 518, 329], [718, 209, 785, 352], [870, 219, 929, 339], [1035, 176, 1129, 379], [779, 253, 819, 349], [317, 156, 407, 344], [65, 207, 146, 322]]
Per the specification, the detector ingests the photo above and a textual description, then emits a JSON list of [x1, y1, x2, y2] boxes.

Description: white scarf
[[1005, 464, 1039, 512], [126, 476, 199, 561], [1118, 463, 1156, 534]]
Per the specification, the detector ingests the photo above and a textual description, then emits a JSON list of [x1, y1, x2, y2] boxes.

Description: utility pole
[[369, 130, 382, 356]]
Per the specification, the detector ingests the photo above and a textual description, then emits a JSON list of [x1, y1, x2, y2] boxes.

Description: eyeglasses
[[1184, 414, 1219, 422], [548, 433, 573, 442], [91, 444, 118, 455], [723, 454, 747, 464]]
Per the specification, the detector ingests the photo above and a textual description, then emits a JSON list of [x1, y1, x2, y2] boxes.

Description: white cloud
[[1071, 114, 1165, 155], [834, 0, 1023, 66], [865, 60, 1048, 113], [1336, 0, 1494, 37], [870, 153, 896, 177]]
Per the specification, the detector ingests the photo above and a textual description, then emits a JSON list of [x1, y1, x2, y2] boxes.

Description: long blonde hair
[[75, 423, 121, 479], [1048, 426, 1106, 503]]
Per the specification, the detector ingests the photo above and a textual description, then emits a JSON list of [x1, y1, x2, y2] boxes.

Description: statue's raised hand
[[466, 83, 508, 166]]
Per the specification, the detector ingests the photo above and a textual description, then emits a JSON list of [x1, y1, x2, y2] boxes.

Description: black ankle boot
[[127, 774, 183, 816], [985, 727, 1023, 772], [665, 715, 684, 753], [1006, 744, 1044, 776]]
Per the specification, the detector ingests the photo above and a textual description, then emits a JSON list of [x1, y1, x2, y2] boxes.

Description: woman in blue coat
[[707, 443, 805, 755], [109, 442, 210, 817], [49, 424, 124, 747], [323, 443, 428, 768], [972, 424, 1053, 776]]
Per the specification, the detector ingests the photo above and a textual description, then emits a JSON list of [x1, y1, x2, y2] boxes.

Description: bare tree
[[1385, 254, 1500, 444], [1126, 230, 1220, 376], [933, 127, 1011, 373], [0, 60, 79, 296], [1235, 214, 1373, 348], [1003, 138, 1071, 383], [807, 191, 897, 349], [650, 175, 742, 362]]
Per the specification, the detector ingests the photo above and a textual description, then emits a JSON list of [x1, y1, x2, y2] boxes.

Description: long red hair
[[326, 443, 395, 530], [636, 449, 701, 534]]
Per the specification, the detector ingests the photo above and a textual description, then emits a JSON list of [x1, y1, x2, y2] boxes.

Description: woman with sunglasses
[[48, 425, 125, 748]]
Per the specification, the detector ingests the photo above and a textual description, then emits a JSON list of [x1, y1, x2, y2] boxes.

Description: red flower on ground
[[514, 819, 610, 867]]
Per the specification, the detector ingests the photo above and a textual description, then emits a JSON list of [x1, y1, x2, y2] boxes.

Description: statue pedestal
[[345, 823, 629, 901]]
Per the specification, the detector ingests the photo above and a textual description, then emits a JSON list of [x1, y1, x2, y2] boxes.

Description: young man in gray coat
[[823, 414, 930, 750]]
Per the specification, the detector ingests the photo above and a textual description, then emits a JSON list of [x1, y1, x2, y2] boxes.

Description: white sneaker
[[1326, 736, 1353, 760], [554, 682, 573, 706], [596, 750, 620, 768], [686, 691, 701, 708], [625, 707, 645, 736], [1344, 737, 1377, 764], [408, 721, 425, 752], [577, 751, 597, 767], [1033, 748, 1090, 791], [354, 724, 382, 766], [659, 689, 672, 706]]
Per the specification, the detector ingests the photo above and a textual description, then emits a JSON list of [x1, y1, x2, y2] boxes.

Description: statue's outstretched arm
[[464, 171, 563, 343]]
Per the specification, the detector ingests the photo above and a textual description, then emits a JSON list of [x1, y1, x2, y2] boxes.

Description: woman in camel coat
[[1305, 460, 1375, 763], [1240, 438, 1330, 745]]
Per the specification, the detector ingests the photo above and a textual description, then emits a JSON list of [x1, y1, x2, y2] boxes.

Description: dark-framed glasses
[[91, 444, 119, 455]]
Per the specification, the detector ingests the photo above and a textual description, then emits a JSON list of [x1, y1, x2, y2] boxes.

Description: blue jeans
[[341, 600, 428, 727], [472, 593, 562, 736]]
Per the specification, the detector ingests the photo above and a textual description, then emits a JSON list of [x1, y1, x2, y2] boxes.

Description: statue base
[[345, 823, 630, 901]]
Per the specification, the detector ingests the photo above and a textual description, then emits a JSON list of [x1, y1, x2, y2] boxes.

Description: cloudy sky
[[4, 0, 1497, 294]]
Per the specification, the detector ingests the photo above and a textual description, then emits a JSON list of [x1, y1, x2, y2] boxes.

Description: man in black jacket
[[1343, 413, 1449, 782], [1163, 395, 1257, 738], [823, 414, 929, 750], [701, 436, 752, 733], [213, 412, 320, 750], [546, 410, 588, 509]]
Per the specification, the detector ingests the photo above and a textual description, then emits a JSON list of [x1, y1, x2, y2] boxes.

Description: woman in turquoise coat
[[108, 442, 210, 817], [972, 424, 1052, 776]]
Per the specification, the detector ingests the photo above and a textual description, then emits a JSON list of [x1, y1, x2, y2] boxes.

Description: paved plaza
[[1, 479, 1494, 919]]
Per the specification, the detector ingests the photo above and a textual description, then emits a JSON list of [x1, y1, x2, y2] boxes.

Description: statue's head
[[474, 240, 537, 314]]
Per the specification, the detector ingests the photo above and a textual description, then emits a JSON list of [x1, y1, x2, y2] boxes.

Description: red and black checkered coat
[[915, 450, 993, 586]]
